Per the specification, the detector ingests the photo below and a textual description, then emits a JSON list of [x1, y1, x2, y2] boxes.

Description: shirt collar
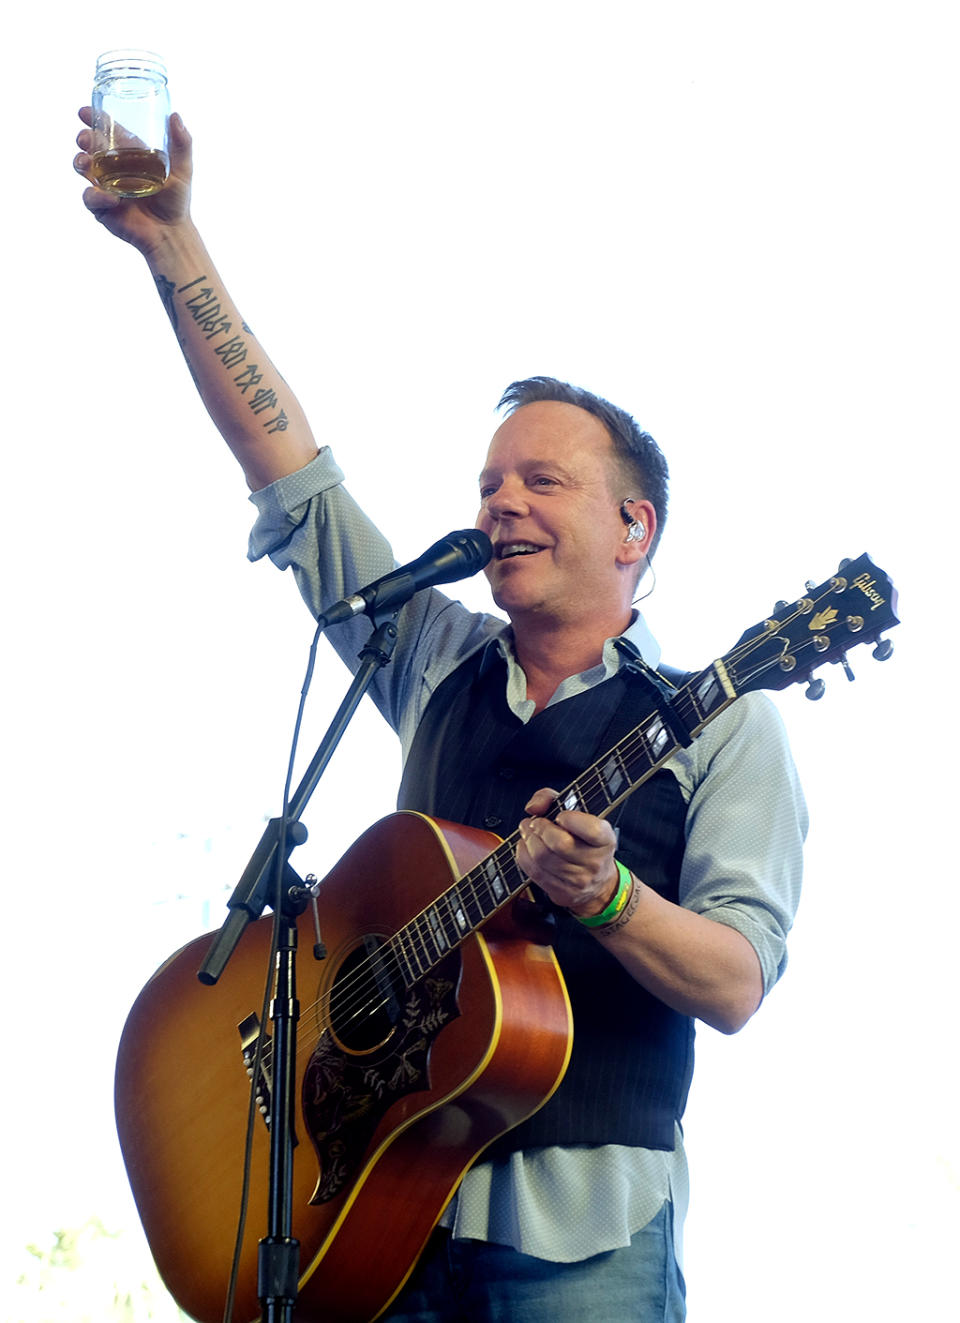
[[478, 610, 661, 678], [616, 611, 661, 668]]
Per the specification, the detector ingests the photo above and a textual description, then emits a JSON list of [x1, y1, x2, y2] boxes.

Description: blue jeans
[[381, 1202, 686, 1322]]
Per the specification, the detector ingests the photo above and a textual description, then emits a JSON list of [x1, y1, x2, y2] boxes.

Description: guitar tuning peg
[[838, 557, 852, 571], [774, 600, 788, 613], [805, 677, 826, 701], [872, 637, 894, 662], [804, 580, 817, 592], [837, 653, 856, 682]]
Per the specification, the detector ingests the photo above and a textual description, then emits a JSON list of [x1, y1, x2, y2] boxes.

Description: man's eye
[[479, 485, 497, 499]]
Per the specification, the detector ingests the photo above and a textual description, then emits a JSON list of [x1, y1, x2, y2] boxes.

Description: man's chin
[[490, 583, 549, 619]]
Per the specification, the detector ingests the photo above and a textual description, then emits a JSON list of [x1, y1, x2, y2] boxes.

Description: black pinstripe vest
[[396, 644, 695, 1153]]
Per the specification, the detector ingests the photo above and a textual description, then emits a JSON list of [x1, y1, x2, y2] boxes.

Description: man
[[76, 111, 805, 1321]]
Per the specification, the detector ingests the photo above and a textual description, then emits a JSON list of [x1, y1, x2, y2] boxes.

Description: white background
[[2, 3, 956, 1319]]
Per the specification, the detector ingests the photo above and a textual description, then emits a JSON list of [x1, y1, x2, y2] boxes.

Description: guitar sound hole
[[330, 935, 404, 1053]]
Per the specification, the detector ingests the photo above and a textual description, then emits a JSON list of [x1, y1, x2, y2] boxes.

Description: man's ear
[[617, 497, 656, 563]]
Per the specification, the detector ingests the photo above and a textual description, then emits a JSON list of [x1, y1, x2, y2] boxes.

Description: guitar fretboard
[[388, 658, 737, 985]]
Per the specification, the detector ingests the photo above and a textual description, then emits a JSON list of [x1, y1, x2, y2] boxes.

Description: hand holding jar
[[75, 52, 194, 254]]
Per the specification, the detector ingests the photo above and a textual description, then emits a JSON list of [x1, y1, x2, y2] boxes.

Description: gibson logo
[[810, 607, 838, 631], [852, 572, 886, 612]]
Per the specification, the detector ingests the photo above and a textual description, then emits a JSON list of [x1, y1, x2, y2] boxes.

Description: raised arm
[[74, 109, 318, 491]]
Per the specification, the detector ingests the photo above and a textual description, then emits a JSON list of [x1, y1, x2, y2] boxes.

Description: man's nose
[[485, 478, 530, 519]]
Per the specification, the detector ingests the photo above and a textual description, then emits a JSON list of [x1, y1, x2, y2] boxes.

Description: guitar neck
[[388, 659, 737, 987], [388, 547, 901, 985], [546, 657, 737, 823]]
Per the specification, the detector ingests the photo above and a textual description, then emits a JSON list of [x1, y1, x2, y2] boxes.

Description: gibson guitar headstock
[[722, 553, 899, 701]]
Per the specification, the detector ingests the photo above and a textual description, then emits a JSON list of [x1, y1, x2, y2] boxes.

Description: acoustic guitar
[[115, 554, 897, 1322]]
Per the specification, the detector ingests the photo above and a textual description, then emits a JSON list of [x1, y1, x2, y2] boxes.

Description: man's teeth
[[500, 544, 541, 558]]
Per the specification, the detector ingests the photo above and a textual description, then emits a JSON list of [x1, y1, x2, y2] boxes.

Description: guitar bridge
[[238, 1013, 273, 1130]]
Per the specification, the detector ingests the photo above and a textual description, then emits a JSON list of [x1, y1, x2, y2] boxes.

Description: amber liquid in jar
[[90, 147, 170, 197]]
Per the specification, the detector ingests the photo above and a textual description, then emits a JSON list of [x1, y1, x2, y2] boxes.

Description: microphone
[[318, 528, 492, 629]]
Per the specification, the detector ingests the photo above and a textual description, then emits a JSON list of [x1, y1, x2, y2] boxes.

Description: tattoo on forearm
[[156, 272, 204, 391], [155, 274, 179, 334], [169, 274, 289, 435]]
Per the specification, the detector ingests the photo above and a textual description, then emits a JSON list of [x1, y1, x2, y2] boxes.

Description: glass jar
[[90, 50, 171, 197]]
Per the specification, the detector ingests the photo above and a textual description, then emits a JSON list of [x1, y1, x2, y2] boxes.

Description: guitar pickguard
[[302, 949, 461, 1204]]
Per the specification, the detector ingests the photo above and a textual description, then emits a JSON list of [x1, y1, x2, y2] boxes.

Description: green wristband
[[575, 859, 633, 928]]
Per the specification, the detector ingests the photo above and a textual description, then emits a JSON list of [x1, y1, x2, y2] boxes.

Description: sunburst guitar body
[[115, 812, 573, 1323]]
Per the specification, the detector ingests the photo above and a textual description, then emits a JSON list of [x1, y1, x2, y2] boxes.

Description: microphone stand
[[198, 610, 401, 1323]]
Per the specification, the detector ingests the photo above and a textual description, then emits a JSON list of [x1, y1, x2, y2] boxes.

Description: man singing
[[77, 110, 805, 1322]]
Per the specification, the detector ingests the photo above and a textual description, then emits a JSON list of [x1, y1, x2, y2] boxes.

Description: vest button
[[483, 814, 502, 829], [497, 766, 515, 780]]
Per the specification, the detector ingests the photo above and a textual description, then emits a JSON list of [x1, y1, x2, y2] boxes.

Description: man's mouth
[[495, 542, 543, 560]]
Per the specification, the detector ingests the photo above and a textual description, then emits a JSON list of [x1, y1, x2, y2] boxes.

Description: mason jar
[[90, 50, 171, 197]]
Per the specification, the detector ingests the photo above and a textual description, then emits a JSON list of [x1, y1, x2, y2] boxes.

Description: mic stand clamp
[[197, 615, 400, 985]]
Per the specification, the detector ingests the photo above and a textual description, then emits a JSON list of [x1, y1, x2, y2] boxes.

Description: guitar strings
[[287, 592, 827, 1043], [280, 585, 843, 1048], [290, 653, 763, 1045], [293, 675, 695, 1037]]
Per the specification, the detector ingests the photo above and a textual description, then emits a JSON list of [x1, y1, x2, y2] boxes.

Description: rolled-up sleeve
[[245, 447, 502, 752], [668, 692, 807, 995], [247, 448, 394, 603]]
